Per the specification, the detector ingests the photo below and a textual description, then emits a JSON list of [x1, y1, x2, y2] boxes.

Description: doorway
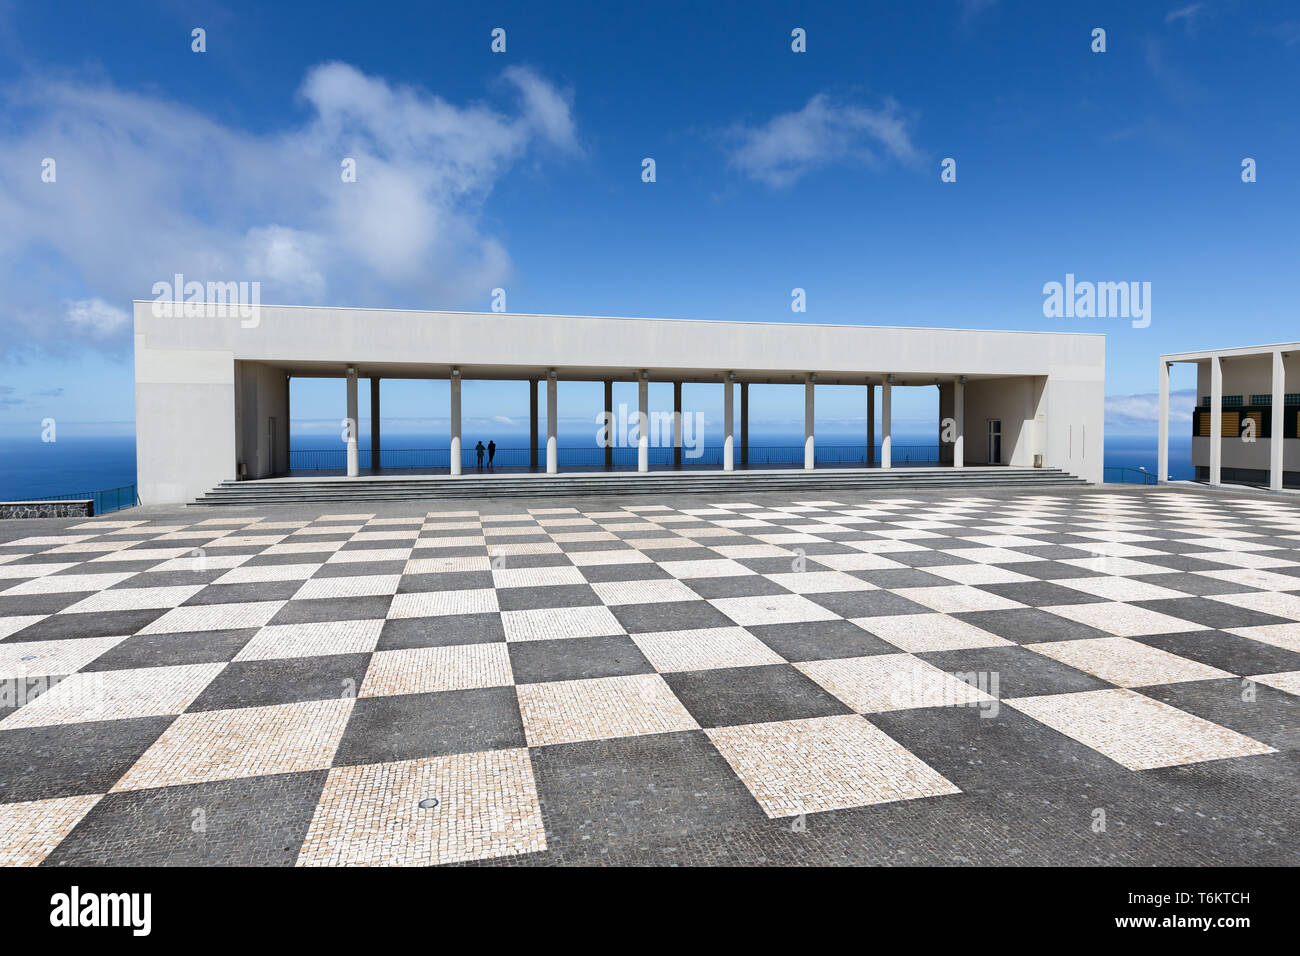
[[987, 419, 1002, 464]]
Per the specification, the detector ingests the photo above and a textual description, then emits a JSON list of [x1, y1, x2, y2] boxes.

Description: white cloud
[[1165, 3, 1208, 32], [1106, 388, 1196, 431], [726, 94, 919, 187], [63, 298, 131, 338], [0, 63, 579, 357]]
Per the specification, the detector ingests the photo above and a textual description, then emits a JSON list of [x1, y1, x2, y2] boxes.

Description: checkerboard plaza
[[2, 486, 1298, 866]]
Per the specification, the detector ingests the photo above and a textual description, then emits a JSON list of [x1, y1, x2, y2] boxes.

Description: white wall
[[134, 335, 235, 504], [1045, 373, 1105, 484]]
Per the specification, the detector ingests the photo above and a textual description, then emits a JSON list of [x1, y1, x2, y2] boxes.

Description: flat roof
[[1162, 342, 1300, 361], [133, 302, 1106, 384], [132, 301, 1106, 340]]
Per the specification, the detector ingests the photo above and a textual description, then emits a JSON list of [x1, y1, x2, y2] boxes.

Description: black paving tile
[[662, 663, 851, 728], [80, 629, 257, 671], [0, 716, 173, 803], [377, 614, 505, 649], [44, 771, 327, 866], [188, 654, 371, 711], [867, 704, 1126, 795], [333, 688, 525, 765], [529, 730, 766, 856], [1134, 630, 1300, 676], [509, 635, 653, 684], [747, 619, 897, 661], [953, 608, 1112, 644]]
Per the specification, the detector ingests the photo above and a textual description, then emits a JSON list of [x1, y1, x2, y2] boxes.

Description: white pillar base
[[638, 378, 649, 473], [449, 373, 462, 476], [953, 379, 965, 469], [804, 377, 815, 470], [723, 381, 734, 471], [345, 371, 359, 478], [881, 383, 893, 469], [546, 376, 558, 474]]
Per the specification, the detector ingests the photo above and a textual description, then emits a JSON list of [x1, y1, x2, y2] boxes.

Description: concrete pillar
[[740, 382, 749, 467], [1157, 360, 1170, 483], [1271, 350, 1285, 491], [866, 384, 875, 465], [546, 374, 558, 474], [345, 369, 359, 478], [449, 370, 462, 476], [1209, 356, 1222, 486], [370, 377, 381, 471], [723, 379, 734, 471], [637, 375, 649, 473], [881, 383, 893, 468], [804, 375, 815, 470], [673, 381, 683, 468], [530, 379, 539, 470], [953, 378, 965, 468], [285, 376, 292, 473], [603, 380, 614, 469]]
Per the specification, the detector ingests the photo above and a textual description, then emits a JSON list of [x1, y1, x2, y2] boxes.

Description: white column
[[546, 375, 558, 474], [370, 378, 381, 471], [723, 380, 734, 471], [345, 369, 359, 478], [449, 371, 462, 476], [804, 375, 815, 470], [637, 375, 649, 473], [953, 379, 965, 469], [1271, 350, 1285, 491], [672, 382, 682, 468], [1209, 356, 1222, 486], [1157, 360, 1170, 482], [881, 383, 893, 468], [866, 384, 875, 465]]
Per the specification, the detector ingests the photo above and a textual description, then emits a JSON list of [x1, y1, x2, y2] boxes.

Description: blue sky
[[1, 0, 1296, 441]]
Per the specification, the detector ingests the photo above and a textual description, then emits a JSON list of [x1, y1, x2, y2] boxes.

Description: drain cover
[[418, 797, 440, 810]]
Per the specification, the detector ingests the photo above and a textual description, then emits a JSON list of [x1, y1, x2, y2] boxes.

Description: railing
[[1103, 466, 1157, 485], [289, 444, 941, 472], [11, 484, 140, 514]]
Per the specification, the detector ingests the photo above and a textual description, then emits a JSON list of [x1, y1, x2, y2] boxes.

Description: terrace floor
[[1, 485, 1297, 865]]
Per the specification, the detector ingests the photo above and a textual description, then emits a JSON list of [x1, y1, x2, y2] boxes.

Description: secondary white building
[[1158, 342, 1298, 490], [133, 302, 1106, 504]]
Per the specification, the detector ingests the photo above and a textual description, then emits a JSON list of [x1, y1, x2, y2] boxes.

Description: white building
[[1158, 342, 1298, 490], [133, 302, 1107, 504]]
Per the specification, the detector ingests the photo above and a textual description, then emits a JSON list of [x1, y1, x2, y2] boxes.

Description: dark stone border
[[0, 500, 95, 519]]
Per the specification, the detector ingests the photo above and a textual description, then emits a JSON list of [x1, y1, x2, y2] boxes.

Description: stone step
[[192, 467, 1087, 505]]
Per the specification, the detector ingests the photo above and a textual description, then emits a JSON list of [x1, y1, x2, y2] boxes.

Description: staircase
[[192, 467, 1088, 505]]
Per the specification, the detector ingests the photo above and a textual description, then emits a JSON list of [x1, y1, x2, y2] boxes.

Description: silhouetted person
[[475, 440, 485, 469], [487, 440, 496, 468]]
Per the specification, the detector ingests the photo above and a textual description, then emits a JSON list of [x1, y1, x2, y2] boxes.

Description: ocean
[[0, 432, 1195, 501]]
